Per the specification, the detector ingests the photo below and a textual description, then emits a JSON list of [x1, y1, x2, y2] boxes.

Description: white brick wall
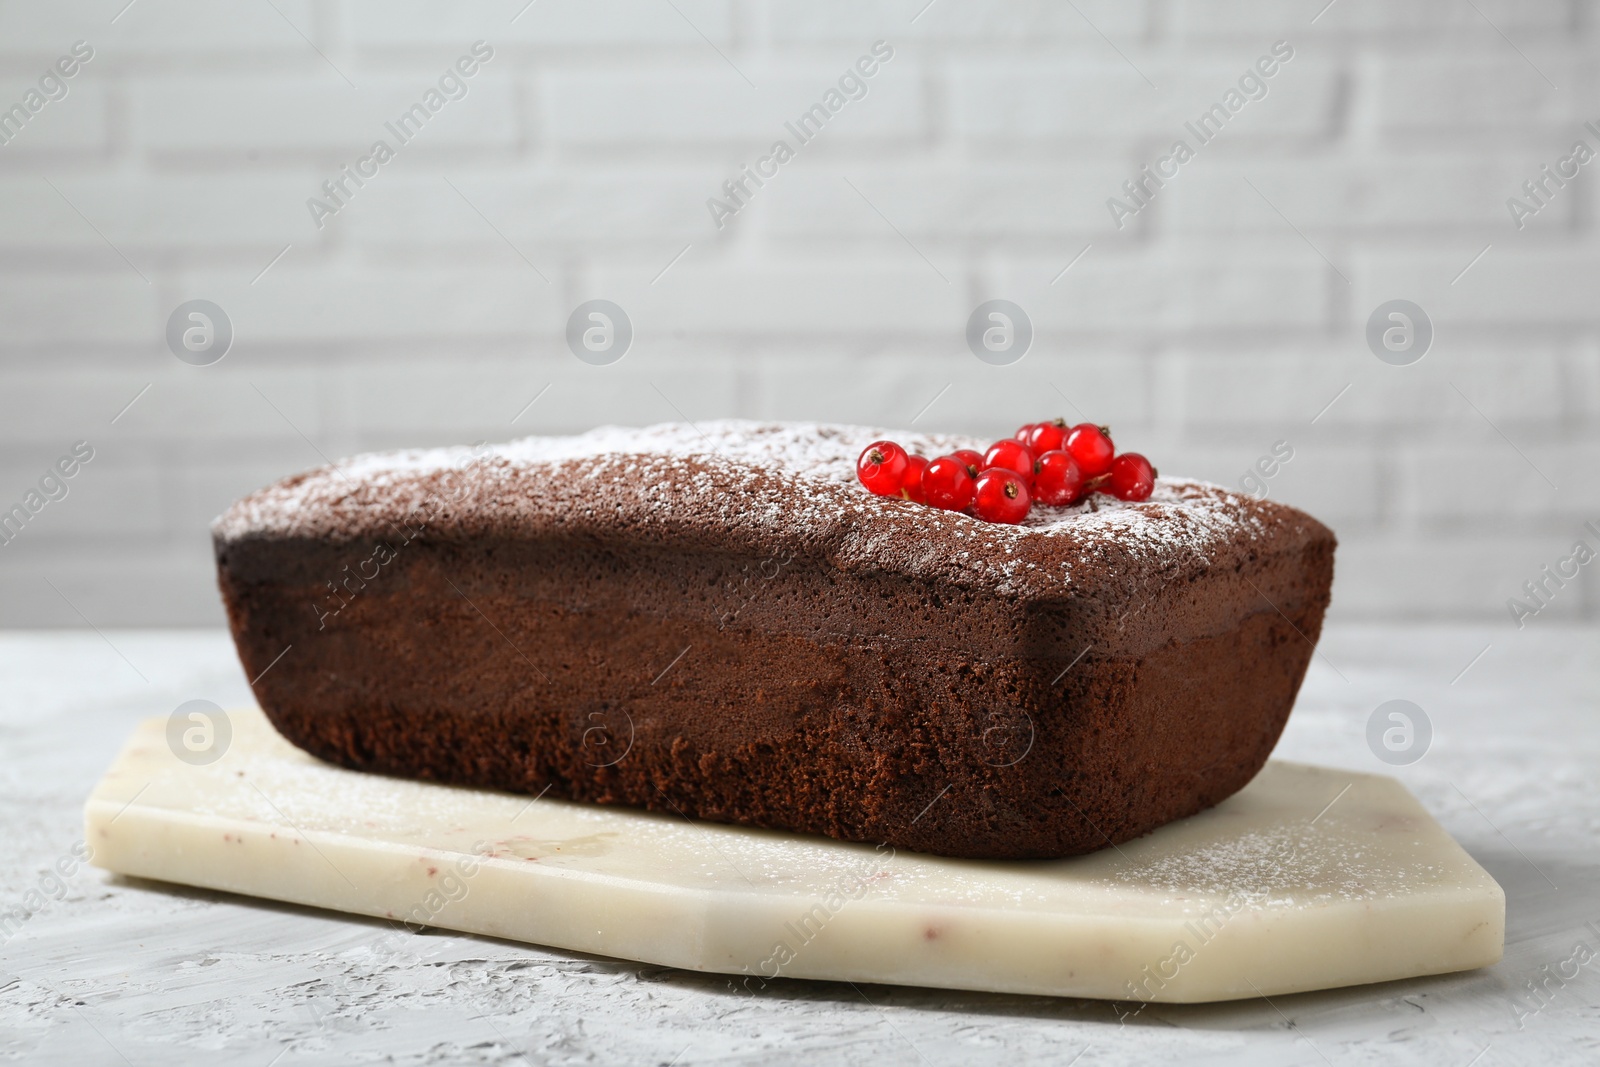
[[1, 0, 1595, 629]]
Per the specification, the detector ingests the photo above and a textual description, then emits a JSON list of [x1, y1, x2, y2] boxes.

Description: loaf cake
[[213, 420, 1335, 860]]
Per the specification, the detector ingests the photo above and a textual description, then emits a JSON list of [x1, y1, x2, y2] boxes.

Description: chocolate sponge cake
[[213, 421, 1335, 860]]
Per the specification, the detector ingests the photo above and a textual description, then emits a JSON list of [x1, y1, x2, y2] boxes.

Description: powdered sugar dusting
[[1100, 824, 1451, 908], [214, 420, 1297, 597]]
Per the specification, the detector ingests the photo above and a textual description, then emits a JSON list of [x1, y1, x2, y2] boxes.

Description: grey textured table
[[2, 625, 1596, 1065]]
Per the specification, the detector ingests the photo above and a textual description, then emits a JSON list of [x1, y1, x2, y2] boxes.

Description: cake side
[[214, 420, 1335, 859]]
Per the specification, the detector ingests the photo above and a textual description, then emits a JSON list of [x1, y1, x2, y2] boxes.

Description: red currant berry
[[1032, 449, 1084, 506], [857, 440, 909, 495], [922, 455, 976, 511], [949, 448, 984, 478], [1013, 422, 1039, 444], [1108, 452, 1156, 502], [982, 440, 1035, 484], [1026, 419, 1069, 456], [1065, 423, 1115, 478], [900, 454, 929, 504], [973, 469, 1032, 524]]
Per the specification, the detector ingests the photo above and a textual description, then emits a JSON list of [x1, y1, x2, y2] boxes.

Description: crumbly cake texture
[[214, 420, 1336, 860]]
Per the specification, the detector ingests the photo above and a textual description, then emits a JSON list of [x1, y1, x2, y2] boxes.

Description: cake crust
[[214, 421, 1335, 859]]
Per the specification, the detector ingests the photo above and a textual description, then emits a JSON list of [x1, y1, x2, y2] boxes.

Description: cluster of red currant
[[856, 419, 1157, 525]]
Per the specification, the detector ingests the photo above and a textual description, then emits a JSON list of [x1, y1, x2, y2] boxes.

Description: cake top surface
[[215, 420, 1328, 598]]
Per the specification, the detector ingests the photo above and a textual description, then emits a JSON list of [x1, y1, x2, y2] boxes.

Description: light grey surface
[[1, 624, 1596, 1065], [3, 1, 1598, 628]]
